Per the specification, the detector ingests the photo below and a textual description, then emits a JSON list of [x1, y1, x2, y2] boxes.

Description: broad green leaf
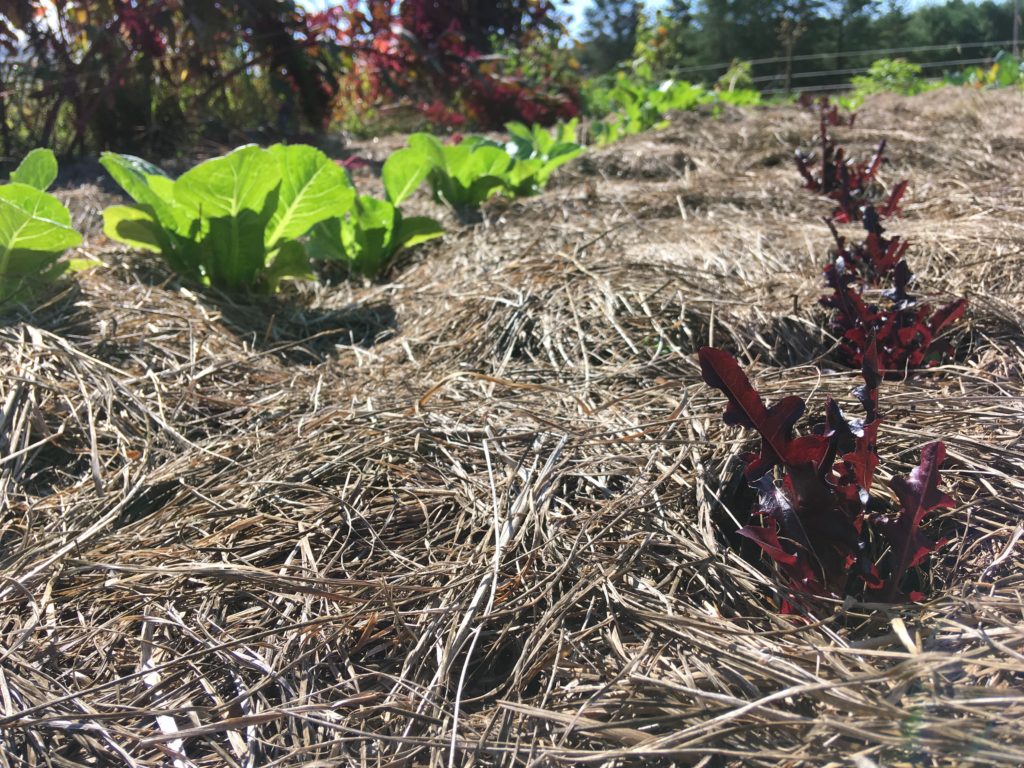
[[382, 147, 431, 206], [11, 148, 58, 190], [344, 196, 398, 277], [0, 183, 81, 301], [507, 158, 544, 194], [350, 195, 395, 241], [0, 183, 76, 231], [465, 146, 512, 182], [547, 142, 584, 161], [307, 218, 345, 263], [395, 215, 444, 250], [100, 152, 193, 235], [505, 122, 534, 142], [441, 145, 474, 183], [531, 124, 556, 155], [174, 145, 280, 291], [457, 135, 502, 152], [265, 143, 354, 249], [265, 240, 314, 291], [408, 133, 446, 169], [556, 119, 579, 145], [175, 145, 280, 218], [467, 175, 506, 206], [503, 122, 536, 159], [103, 205, 165, 253]]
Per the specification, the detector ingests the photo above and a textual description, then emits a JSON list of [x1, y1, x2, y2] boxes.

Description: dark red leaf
[[929, 298, 968, 336], [875, 441, 953, 601], [737, 524, 798, 566], [877, 179, 909, 218], [698, 348, 828, 480]]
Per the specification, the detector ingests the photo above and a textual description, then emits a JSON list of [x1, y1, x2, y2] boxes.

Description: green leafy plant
[[308, 147, 442, 277], [493, 120, 583, 196], [714, 88, 762, 107], [405, 133, 513, 216], [1, 148, 83, 303], [591, 79, 708, 146], [852, 58, 929, 98], [102, 143, 354, 292], [716, 59, 755, 92], [945, 51, 1024, 89]]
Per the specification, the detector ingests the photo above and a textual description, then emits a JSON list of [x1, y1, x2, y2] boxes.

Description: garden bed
[[1, 87, 1022, 766]]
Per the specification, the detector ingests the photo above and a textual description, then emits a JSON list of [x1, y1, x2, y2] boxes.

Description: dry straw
[[0, 87, 1022, 766]]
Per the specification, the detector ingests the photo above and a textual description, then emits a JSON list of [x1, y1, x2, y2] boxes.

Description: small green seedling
[[500, 120, 583, 196], [308, 147, 442, 277], [406, 133, 512, 216], [102, 143, 354, 292], [0, 148, 83, 303]]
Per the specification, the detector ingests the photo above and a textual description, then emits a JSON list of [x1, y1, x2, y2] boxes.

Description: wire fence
[[667, 39, 1016, 76], [671, 39, 1017, 95]]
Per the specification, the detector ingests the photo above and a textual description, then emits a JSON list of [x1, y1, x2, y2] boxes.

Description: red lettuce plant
[[821, 205, 967, 372], [826, 205, 908, 286], [799, 94, 856, 128], [795, 100, 907, 223], [699, 342, 951, 609]]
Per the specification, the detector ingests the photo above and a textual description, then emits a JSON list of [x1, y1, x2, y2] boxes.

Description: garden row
[[0, 77, 751, 303], [697, 96, 968, 613]]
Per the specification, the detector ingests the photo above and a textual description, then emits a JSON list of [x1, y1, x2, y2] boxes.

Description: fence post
[[1014, 0, 1020, 58]]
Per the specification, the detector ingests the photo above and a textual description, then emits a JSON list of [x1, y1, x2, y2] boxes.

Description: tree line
[[579, 1, 1017, 90]]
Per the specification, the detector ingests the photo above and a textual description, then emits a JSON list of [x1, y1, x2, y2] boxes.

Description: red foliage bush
[[316, 0, 580, 129]]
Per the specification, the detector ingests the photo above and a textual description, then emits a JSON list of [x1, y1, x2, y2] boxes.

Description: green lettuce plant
[[406, 133, 512, 216], [592, 79, 707, 146], [0, 148, 83, 303], [500, 120, 583, 196], [308, 146, 442, 277], [102, 143, 354, 292]]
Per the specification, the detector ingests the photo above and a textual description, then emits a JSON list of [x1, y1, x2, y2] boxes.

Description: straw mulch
[[1, 87, 1022, 767]]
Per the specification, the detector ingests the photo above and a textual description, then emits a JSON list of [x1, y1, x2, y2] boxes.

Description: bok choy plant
[[1, 148, 83, 303], [406, 133, 512, 217], [308, 146, 443, 277], [491, 121, 583, 196], [102, 143, 354, 292]]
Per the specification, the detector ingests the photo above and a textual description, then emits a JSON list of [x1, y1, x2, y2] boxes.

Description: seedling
[[307, 148, 442, 277]]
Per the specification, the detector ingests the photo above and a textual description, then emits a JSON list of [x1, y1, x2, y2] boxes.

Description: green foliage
[[713, 88, 762, 107], [309, 195, 443, 278], [102, 144, 353, 293], [852, 58, 927, 97], [592, 78, 707, 145], [500, 120, 584, 195], [0, 148, 82, 303], [406, 133, 513, 214], [716, 60, 755, 92], [945, 51, 1024, 89], [381, 147, 433, 206], [304, 147, 442, 278]]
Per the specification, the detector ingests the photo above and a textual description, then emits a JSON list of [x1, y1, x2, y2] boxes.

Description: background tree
[[773, 0, 826, 92], [579, 0, 643, 73]]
